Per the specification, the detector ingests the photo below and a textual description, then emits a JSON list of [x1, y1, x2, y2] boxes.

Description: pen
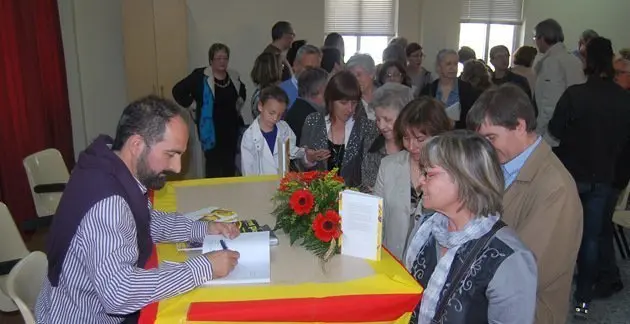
[[220, 239, 228, 250]]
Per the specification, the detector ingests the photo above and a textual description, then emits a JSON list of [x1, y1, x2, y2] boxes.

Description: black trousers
[[597, 188, 622, 284], [204, 147, 236, 178]]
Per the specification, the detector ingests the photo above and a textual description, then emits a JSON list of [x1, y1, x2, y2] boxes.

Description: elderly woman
[[172, 43, 246, 178], [301, 70, 376, 187], [361, 83, 414, 192], [347, 54, 377, 120], [405, 130, 537, 324], [374, 97, 452, 259], [420, 49, 481, 129]]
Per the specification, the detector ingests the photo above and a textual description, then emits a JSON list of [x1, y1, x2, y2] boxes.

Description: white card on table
[[339, 190, 383, 261]]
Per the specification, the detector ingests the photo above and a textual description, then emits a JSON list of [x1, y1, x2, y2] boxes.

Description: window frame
[[459, 21, 522, 63]]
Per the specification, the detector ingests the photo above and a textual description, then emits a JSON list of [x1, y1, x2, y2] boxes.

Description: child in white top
[[240, 86, 324, 175]]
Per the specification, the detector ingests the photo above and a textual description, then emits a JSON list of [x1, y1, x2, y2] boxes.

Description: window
[[340, 36, 389, 63], [458, 0, 523, 69], [325, 0, 397, 64]]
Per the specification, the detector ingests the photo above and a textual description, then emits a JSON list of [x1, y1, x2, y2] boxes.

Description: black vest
[[409, 232, 514, 323]]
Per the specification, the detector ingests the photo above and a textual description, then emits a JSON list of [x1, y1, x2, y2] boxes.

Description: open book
[[201, 231, 271, 285], [339, 190, 383, 261]]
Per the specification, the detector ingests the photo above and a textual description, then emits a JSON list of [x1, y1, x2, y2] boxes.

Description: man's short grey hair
[[346, 53, 376, 75], [296, 44, 322, 63], [436, 49, 458, 69], [420, 130, 504, 217], [370, 83, 414, 113], [297, 67, 329, 98], [534, 19, 565, 45]]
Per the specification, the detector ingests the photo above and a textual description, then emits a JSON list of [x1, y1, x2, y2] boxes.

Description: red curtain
[[0, 0, 74, 225]]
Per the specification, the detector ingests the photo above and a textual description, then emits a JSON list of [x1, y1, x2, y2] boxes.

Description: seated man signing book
[[36, 96, 241, 324]]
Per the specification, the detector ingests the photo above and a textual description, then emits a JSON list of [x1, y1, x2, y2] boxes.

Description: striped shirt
[[35, 182, 212, 324]]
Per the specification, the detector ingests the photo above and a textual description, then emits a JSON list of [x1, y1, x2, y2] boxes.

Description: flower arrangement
[[271, 169, 346, 261]]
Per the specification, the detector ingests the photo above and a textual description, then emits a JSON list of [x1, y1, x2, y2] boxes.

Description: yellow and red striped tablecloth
[[139, 177, 423, 323]]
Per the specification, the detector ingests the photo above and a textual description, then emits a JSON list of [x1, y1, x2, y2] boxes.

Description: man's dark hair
[[271, 21, 292, 41], [287, 40, 307, 66], [585, 37, 615, 79], [321, 47, 342, 73], [467, 84, 537, 132], [112, 96, 184, 150], [259, 85, 289, 106], [534, 19, 564, 45], [324, 32, 343, 47]]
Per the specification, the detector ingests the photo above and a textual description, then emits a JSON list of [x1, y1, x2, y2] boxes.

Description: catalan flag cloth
[[140, 176, 423, 324]]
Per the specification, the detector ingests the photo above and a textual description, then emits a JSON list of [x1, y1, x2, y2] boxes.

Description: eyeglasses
[[616, 69, 630, 76], [386, 72, 402, 78]]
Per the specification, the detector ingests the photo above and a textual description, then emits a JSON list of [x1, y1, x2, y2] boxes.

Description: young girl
[[240, 86, 322, 175]]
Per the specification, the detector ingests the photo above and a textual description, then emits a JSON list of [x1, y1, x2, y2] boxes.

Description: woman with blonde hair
[[405, 130, 537, 324]]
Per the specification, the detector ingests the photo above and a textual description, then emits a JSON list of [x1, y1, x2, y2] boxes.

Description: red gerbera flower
[[312, 210, 342, 242], [300, 171, 319, 183], [288, 189, 315, 215]]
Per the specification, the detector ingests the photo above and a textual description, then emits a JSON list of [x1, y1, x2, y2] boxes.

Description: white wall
[[57, 0, 128, 158]]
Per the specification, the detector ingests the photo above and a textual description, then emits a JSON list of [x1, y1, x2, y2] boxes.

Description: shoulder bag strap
[[431, 220, 507, 323]]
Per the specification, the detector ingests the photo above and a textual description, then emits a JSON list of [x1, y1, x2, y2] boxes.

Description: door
[[122, 0, 158, 102]]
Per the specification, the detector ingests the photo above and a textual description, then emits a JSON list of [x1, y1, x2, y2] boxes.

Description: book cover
[[338, 190, 383, 261]]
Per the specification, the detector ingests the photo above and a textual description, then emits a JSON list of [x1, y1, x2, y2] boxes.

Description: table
[[139, 176, 423, 323]]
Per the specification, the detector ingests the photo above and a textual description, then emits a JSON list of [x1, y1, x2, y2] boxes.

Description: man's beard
[[136, 149, 172, 190]]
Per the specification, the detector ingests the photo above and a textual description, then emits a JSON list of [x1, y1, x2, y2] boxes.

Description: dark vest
[[409, 231, 514, 323], [46, 135, 153, 287]]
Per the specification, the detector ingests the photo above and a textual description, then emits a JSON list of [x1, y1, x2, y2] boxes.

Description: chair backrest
[[616, 180, 630, 211], [6, 251, 48, 324], [23, 148, 70, 217], [0, 202, 30, 262]]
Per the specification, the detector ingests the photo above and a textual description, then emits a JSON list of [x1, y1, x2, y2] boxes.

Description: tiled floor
[[3, 228, 630, 324]]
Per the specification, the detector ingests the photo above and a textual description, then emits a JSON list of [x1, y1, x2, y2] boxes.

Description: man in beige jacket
[[468, 84, 583, 324]]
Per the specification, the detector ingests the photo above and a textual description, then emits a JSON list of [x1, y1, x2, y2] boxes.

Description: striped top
[[35, 182, 212, 324]]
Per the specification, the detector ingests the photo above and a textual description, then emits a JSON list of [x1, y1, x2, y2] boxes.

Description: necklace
[[215, 77, 231, 88]]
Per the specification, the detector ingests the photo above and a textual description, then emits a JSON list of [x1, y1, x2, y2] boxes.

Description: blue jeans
[[574, 182, 614, 302]]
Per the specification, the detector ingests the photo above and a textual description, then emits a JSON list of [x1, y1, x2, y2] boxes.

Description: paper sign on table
[[201, 231, 271, 285], [338, 190, 383, 261]]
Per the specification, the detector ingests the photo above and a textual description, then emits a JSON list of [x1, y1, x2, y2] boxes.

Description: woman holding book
[[300, 70, 377, 187], [404, 130, 536, 324], [374, 97, 452, 260]]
